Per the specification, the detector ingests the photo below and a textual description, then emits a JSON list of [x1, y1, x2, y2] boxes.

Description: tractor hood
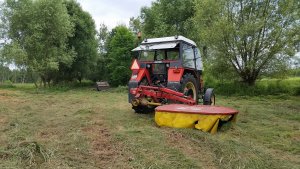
[[132, 42, 178, 51]]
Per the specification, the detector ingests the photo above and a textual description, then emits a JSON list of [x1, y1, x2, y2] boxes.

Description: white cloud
[[76, 0, 153, 30]]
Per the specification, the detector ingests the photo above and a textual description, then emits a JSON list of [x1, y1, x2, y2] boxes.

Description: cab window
[[155, 50, 165, 60], [195, 48, 203, 70], [182, 44, 195, 68], [139, 49, 179, 61], [167, 50, 179, 60], [139, 51, 155, 61]]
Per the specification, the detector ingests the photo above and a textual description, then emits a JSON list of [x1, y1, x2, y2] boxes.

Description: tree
[[140, 0, 195, 38], [0, 1, 13, 82], [106, 25, 135, 86], [2, 42, 28, 83], [98, 23, 109, 54], [56, 0, 98, 83], [0, 1, 7, 55], [0, 1, 10, 48], [8, 0, 74, 86], [87, 23, 110, 82], [194, 0, 300, 85], [129, 17, 142, 35]]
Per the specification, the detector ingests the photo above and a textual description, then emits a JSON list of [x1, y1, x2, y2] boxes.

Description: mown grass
[[0, 84, 299, 168]]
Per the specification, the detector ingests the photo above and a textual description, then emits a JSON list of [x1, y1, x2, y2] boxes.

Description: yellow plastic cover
[[155, 111, 237, 134]]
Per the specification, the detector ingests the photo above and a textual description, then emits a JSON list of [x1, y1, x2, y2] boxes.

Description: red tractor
[[128, 36, 215, 113]]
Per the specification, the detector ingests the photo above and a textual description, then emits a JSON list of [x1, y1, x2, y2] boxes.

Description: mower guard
[[155, 104, 238, 134]]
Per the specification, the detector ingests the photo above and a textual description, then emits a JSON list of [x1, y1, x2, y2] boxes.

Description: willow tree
[[55, 0, 98, 83], [8, 0, 74, 86], [195, 0, 299, 85]]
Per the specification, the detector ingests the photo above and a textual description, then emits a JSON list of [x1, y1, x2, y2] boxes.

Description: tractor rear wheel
[[180, 73, 199, 104]]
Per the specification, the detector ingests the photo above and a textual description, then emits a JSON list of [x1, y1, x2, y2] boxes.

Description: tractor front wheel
[[132, 105, 154, 114], [132, 78, 154, 114], [180, 73, 199, 104], [203, 88, 215, 105]]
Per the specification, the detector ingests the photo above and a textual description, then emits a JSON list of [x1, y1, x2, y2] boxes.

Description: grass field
[[0, 85, 299, 169]]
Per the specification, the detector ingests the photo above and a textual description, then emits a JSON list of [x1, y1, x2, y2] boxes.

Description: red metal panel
[[136, 69, 145, 81], [168, 68, 184, 82], [155, 104, 239, 115], [130, 68, 151, 83]]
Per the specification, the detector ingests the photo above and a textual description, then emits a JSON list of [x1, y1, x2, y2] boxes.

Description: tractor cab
[[129, 36, 213, 113], [131, 36, 203, 87]]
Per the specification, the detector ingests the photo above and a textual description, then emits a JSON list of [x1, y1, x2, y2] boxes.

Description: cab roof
[[132, 36, 197, 51], [141, 35, 197, 47]]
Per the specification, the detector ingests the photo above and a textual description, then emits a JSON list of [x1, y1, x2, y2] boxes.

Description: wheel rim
[[184, 82, 196, 100]]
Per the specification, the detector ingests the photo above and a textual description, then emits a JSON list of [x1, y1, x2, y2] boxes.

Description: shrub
[[205, 78, 300, 96], [0, 80, 15, 88]]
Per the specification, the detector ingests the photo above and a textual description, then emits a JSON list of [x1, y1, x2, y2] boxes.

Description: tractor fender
[[128, 68, 151, 103], [128, 81, 138, 103]]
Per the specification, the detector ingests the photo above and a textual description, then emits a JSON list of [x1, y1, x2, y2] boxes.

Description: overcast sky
[[77, 0, 153, 30]]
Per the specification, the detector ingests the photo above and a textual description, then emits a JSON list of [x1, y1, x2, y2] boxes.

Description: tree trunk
[[41, 76, 46, 88], [242, 75, 256, 86], [22, 71, 26, 83], [34, 81, 38, 88], [246, 79, 256, 86]]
